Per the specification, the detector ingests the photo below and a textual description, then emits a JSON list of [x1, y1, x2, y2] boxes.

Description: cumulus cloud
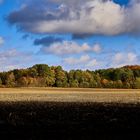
[[7, 0, 140, 35], [40, 41, 102, 56], [112, 52, 138, 67], [49, 0, 93, 6], [92, 43, 102, 53], [41, 41, 89, 55], [86, 59, 99, 67], [0, 49, 34, 71], [0, 36, 4, 46], [64, 55, 90, 65], [63, 54, 100, 70], [63, 51, 139, 70]]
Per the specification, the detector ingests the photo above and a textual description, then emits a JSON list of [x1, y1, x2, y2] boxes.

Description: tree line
[[0, 64, 140, 88]]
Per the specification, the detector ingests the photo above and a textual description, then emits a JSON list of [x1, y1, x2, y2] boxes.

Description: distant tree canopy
[[0, 64, 140, 88]]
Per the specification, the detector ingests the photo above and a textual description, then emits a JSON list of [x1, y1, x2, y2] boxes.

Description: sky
[[0, 0, 140, 71]]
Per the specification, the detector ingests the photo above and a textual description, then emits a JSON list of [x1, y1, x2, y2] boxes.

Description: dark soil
[[0, 102, 140, 140]]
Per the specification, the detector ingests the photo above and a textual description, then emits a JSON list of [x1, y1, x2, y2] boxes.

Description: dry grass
[[0, 88, 140, 103]]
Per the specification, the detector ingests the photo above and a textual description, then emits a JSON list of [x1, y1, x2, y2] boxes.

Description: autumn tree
[[5, 72, 16, 87], [55, 66, 68, 87]]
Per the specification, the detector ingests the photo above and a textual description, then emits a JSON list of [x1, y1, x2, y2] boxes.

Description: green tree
[[134, 78, 140, 89], [32, 64, 50, 77], [69, 79, 79, 87]]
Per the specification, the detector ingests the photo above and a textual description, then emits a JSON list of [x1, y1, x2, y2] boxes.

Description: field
[[0, 87, 140, 103], [0, 88, 140, 139]]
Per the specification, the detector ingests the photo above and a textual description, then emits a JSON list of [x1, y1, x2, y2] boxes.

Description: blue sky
[[0, 0, 140, 71]]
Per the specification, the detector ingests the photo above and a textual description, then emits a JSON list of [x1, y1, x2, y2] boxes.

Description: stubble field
[[0, 87, 140, 103]]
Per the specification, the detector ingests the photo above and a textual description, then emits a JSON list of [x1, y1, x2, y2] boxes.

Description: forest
[[0, 64, 140, 89]]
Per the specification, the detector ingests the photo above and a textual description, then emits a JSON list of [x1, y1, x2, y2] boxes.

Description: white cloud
[[34, 0, 124, 35], [64, 55, 90, 65], [63, 51, 139, 70], [41, 41, 102, 55], [0, 49, 34, 71], [112, 52, 138, 67], [92, 43, 102, 53], [63, 54, 101, 70], [8, 0, 140, 35], [42, 41, 90, 55], [0, 37, 4, 46], [86, 59, 99, 67]]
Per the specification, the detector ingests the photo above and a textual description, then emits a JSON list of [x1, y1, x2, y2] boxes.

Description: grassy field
[[0, 88, 140, 139], [0, 87, 140, 103]]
